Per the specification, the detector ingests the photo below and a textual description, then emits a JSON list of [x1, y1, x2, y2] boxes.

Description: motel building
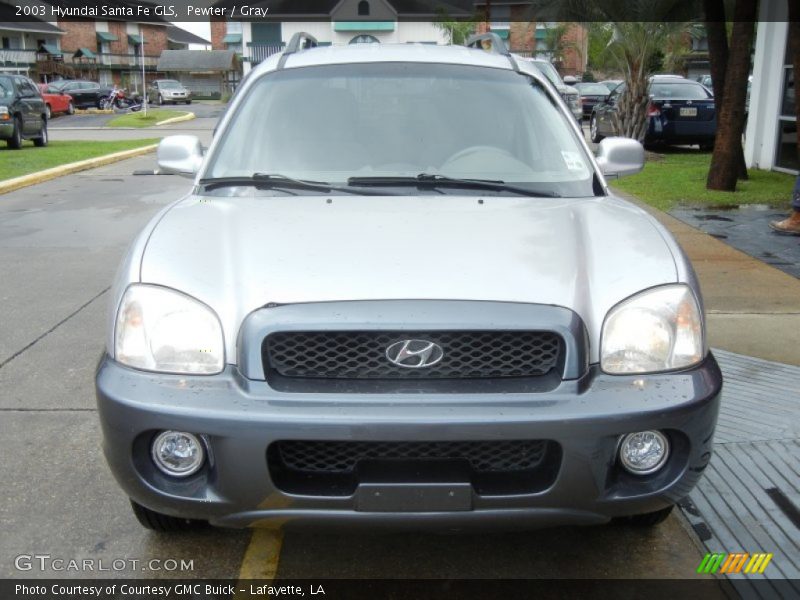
[[745, 1, 797, 175]]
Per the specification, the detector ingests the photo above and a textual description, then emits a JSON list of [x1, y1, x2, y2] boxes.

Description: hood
[[140, 193, 678, 363]]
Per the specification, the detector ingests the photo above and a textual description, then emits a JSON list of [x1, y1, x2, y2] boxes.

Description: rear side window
[[0, 76, 13, 98], [651, 83, 711, 100]]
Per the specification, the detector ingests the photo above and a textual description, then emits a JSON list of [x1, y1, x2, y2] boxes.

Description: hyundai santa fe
[[96, 33, 722, 532]]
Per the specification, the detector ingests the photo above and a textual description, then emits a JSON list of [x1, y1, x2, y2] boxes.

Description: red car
[[37, 83, 75, 118]]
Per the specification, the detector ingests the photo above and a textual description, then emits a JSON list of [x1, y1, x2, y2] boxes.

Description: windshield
[[207, 63, 595, 197], [0, 77, 13, 98], [651, 83, 711, 100], [159, 80, 182, 89]]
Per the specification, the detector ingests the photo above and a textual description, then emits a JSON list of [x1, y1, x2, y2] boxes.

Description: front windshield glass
[[207, 63, 595, 197], [0, 77, 13, 98], [159, 80, 182, 88]]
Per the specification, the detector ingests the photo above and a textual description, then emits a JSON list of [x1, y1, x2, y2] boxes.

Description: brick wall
[[509, 7, 534, 51], [211, 17, 226, 50], [108, 21, 127, 54], [141, 24, 168, 56], [57, 20, 98, 53], [559, 24, 587, 76]]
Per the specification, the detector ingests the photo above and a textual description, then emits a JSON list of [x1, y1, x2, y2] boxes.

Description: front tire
[[590, 114, 604, 143], [157, 94, 163, 106], [613, 505, 674, 527], [33, 118, 47, 147], [45, 104, 52, 120], [6, 115, 22, 149], [130, 500, 207, 533], [66, 101, 75, 115]]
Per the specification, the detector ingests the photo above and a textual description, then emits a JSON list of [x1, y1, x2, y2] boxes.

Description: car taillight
[[647, 102, 661, 117]]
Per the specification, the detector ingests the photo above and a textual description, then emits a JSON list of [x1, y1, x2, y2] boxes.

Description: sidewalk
[[618, 190, 800, 367]]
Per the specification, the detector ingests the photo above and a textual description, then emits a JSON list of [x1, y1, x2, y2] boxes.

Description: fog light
[[618, 430, 669, 475], [151, 431, 205, 477]]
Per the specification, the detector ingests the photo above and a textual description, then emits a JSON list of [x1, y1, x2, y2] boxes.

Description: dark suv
[[0, 75, 48, 149]]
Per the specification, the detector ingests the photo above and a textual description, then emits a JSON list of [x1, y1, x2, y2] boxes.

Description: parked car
[[0, 74, 48, 149], [519, 57, 583, 121], [46, 79, 113, 109], [600, 79, 623, 92], [97, 34, 722, 533], [574, 82, 613, 118], [147, 79, 192, 105], [38, 83, 74, 118], [590, 78, 716, 150]]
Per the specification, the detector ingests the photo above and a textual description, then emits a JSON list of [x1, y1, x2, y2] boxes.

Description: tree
[[528, 1, 699, 141], [604, 22, 698, 140], [542, 23, 583, 67], [705, 0, 757, 191], [433, 10, 476, 45], [587, 22, 614, 72], [703, 1, 748, 184]]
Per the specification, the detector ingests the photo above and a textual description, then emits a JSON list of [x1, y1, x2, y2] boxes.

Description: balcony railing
[[246, 43, 285, 65], [0, 48, 37, 66]]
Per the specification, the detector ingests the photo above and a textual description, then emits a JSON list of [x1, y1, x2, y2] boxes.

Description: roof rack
[[277, 32, 318, 69], [464, 32, 520, 72], [464, 32, 510, 55]]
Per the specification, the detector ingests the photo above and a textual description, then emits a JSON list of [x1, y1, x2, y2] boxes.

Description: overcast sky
[[175, 21, 212, 46]]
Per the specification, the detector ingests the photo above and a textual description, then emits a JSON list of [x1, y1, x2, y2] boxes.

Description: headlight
[[114, 284, 224, 374], [601, 284, 703, 374]]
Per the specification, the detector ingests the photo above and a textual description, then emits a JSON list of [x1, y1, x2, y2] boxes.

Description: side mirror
[[157, 135, 203, 177], [595, 137, 644, 179]]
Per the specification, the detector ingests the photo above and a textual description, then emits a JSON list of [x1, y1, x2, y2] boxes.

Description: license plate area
[[679, 107, 698, 117], [355, 482, 473, 512], [354, 459, 472, 512]]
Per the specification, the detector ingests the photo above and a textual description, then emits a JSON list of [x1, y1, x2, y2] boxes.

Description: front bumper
[[96, 353, 722, 530], [0, 121, 14, 138]]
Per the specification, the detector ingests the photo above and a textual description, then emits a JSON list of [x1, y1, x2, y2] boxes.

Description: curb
[[0, 143, 158, 196], [155, 112, 196, 126]]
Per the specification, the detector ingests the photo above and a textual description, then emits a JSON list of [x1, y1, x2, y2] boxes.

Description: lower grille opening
[[268, 440, 562, 497]]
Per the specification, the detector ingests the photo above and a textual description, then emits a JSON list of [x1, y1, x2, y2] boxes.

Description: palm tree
[[527, 0, 699, 141]]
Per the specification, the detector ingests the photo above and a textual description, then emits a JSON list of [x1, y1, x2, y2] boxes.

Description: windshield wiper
[[347, 173, 561, 197], [199, 173, 399, 196]]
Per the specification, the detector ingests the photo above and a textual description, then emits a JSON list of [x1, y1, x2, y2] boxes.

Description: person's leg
[[770, 175, 800, 235]]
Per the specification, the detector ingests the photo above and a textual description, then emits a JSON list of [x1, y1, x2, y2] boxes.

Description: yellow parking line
[[238, 528, 284, 580]]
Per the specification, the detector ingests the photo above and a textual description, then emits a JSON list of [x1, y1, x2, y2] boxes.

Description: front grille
[[275, 440, 548, 473], [268, 439, 562, 496], [263, 331, 563, 379]]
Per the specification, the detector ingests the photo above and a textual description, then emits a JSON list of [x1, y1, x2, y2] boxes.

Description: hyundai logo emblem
[[385, 339, 444, 369]]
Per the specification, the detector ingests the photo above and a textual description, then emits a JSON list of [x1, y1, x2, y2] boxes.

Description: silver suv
[[96, 33, 722, 532]]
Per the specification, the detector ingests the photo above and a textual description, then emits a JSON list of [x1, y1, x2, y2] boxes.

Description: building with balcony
[[0, 18, 64, 77], [211, 0, 472, 73]]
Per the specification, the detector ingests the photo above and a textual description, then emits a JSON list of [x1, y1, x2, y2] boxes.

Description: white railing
[[0, 49, 37, 65], [246, 44, 285, 64]]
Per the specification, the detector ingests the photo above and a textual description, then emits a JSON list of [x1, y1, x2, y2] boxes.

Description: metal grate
[[272, 440, 549, 473], [263, 330, 562, 379]]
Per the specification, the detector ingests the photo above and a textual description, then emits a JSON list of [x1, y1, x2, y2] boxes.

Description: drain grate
[[679, 349, 800, 596]]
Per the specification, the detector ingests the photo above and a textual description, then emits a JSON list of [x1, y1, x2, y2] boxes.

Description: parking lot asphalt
[[0, 144, 723, 582]]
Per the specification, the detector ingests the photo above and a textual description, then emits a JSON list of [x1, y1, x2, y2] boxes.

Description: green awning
[[74, 47, 95, 58], [333, 21, 395, 32], [96, 31, 118, 43], [222, 33, 242, 44], [490, 29, 509, 40], [39, 44, 62, 55], [128, 34, 144, 45]]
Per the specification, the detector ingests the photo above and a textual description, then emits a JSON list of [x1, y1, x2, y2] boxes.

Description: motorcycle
[[99, 88, 143, 112]]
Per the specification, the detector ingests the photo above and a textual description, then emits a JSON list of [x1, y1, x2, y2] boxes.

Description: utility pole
[[141, 34, 147, 116]]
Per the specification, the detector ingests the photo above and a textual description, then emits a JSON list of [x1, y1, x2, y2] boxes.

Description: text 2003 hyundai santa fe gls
[[96, 34, 722, 532]]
